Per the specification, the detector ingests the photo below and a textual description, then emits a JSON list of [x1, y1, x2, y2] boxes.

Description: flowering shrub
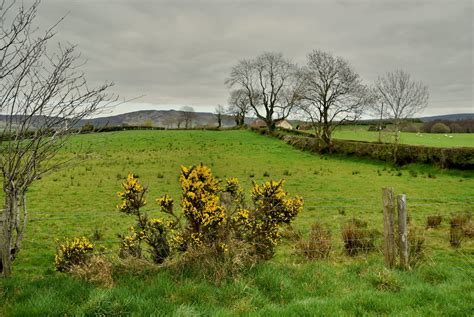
[[55, 237, 94, 272], [179, 165, 226, 245], [117, 174, 174, 263], [117, 173, 147, 216], [224, 177, 245, 205], [117, 164, 303, 269], [246, 180, 303, 258], [118, 225, 145, 259]]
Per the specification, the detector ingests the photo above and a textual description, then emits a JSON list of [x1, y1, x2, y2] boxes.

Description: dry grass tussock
[[69, 255, 114, 288], [295, 222, 332, 260], [163, 239, 258, 285]]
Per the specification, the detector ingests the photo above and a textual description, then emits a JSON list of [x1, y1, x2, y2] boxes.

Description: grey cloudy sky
[[33, 0, 473, 117]]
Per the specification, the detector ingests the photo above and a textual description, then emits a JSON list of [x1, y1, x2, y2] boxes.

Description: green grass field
[[324, 125, 474, 148], [1, 130, 473, 316]]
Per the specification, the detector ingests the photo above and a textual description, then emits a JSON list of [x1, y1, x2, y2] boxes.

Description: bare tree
[[366, 90, 385, 143], [0, 0, 116, 277], [298, 50, 371, 148], [179, 106, 195, 129], [226, 52, 304, 130], [227, 89, 250, 126], [161, 116, 175, 129], [376, 70, 429, 160], [214, 104, 224, 128]]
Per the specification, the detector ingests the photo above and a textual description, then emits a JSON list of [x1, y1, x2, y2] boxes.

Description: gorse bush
[[117, 173, 178, 263], [245, 180, 303, 258], [117, 164, 303, 274], [55, 237, 94, 272], [179, 164, 226, 246], [116, 173, 147, 216]]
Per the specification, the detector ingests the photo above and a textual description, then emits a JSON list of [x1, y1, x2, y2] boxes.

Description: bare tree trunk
[[393, 120, 401, 163], [0, 208, 12, 277], [321, 128, 332, 149], [0, 191, 20, 277], [266, 120, 275, 131], [378, 102, 384, 143]]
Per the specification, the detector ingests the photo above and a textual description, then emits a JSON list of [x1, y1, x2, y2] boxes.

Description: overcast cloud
[[29, 0, 474, 116]]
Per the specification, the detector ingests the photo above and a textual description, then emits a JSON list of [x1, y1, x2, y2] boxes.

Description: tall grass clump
[[449, 212, 471, 247], [295, 222, 331, 260], [426, 215, 442, 229], [407, 227, 426, 267], [341, 218, 378, 256]]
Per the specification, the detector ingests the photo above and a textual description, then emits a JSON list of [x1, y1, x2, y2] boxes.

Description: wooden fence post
[[397, 194, 409, 270], [382, 188, 396, 268]]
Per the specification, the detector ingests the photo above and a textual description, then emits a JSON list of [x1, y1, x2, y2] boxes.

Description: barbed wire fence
[[7, 189, 474, 274]]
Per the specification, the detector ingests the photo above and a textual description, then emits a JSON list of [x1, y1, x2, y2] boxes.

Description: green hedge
[[249, 127, 474, 169]]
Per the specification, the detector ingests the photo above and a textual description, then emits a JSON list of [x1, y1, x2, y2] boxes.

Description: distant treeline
[[420, 119, 474, 133], [0, 123, 247, 141], [0, 125, 166, 141], [360, 119, 473, 134], [298, 119, 473, 134], [80, 123, 244, 133], [80, 124, 165, 133]]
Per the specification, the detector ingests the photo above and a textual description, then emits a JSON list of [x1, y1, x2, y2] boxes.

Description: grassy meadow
[[326, 125, 474, 148], [1, 129, 473, 316]]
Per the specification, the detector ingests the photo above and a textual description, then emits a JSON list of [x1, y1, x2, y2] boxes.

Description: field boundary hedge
[[250, 127, 474, 169]]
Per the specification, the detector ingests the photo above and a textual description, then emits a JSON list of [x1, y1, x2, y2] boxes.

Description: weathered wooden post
[[397, 194, 409, 270], [382, 188, 396, 268]]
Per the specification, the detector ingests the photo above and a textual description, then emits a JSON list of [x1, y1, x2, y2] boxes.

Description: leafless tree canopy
[[0, 0, 116, 277], [298, 50, 371, 146], [214, 104, 224, 128], [179, 105, 195, 129], [227, 89, 250, 126], [226, 52, 304, 130], [376, 69, 429, 128], [374, 70, 429, 161]]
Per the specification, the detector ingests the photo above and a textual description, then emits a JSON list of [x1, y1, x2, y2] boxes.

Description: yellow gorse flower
[[54, 236, 94, 272], [117, 173, 147, 215], [179, 164, 226, 239]]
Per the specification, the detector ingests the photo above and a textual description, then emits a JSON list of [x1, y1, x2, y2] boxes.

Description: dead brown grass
[[69, 255, 114, 288]]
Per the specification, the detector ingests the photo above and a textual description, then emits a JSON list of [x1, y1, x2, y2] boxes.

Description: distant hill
[[419, 113, 474, 122], [0, 110, 249, 129], [80, 110, 253, 128]]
